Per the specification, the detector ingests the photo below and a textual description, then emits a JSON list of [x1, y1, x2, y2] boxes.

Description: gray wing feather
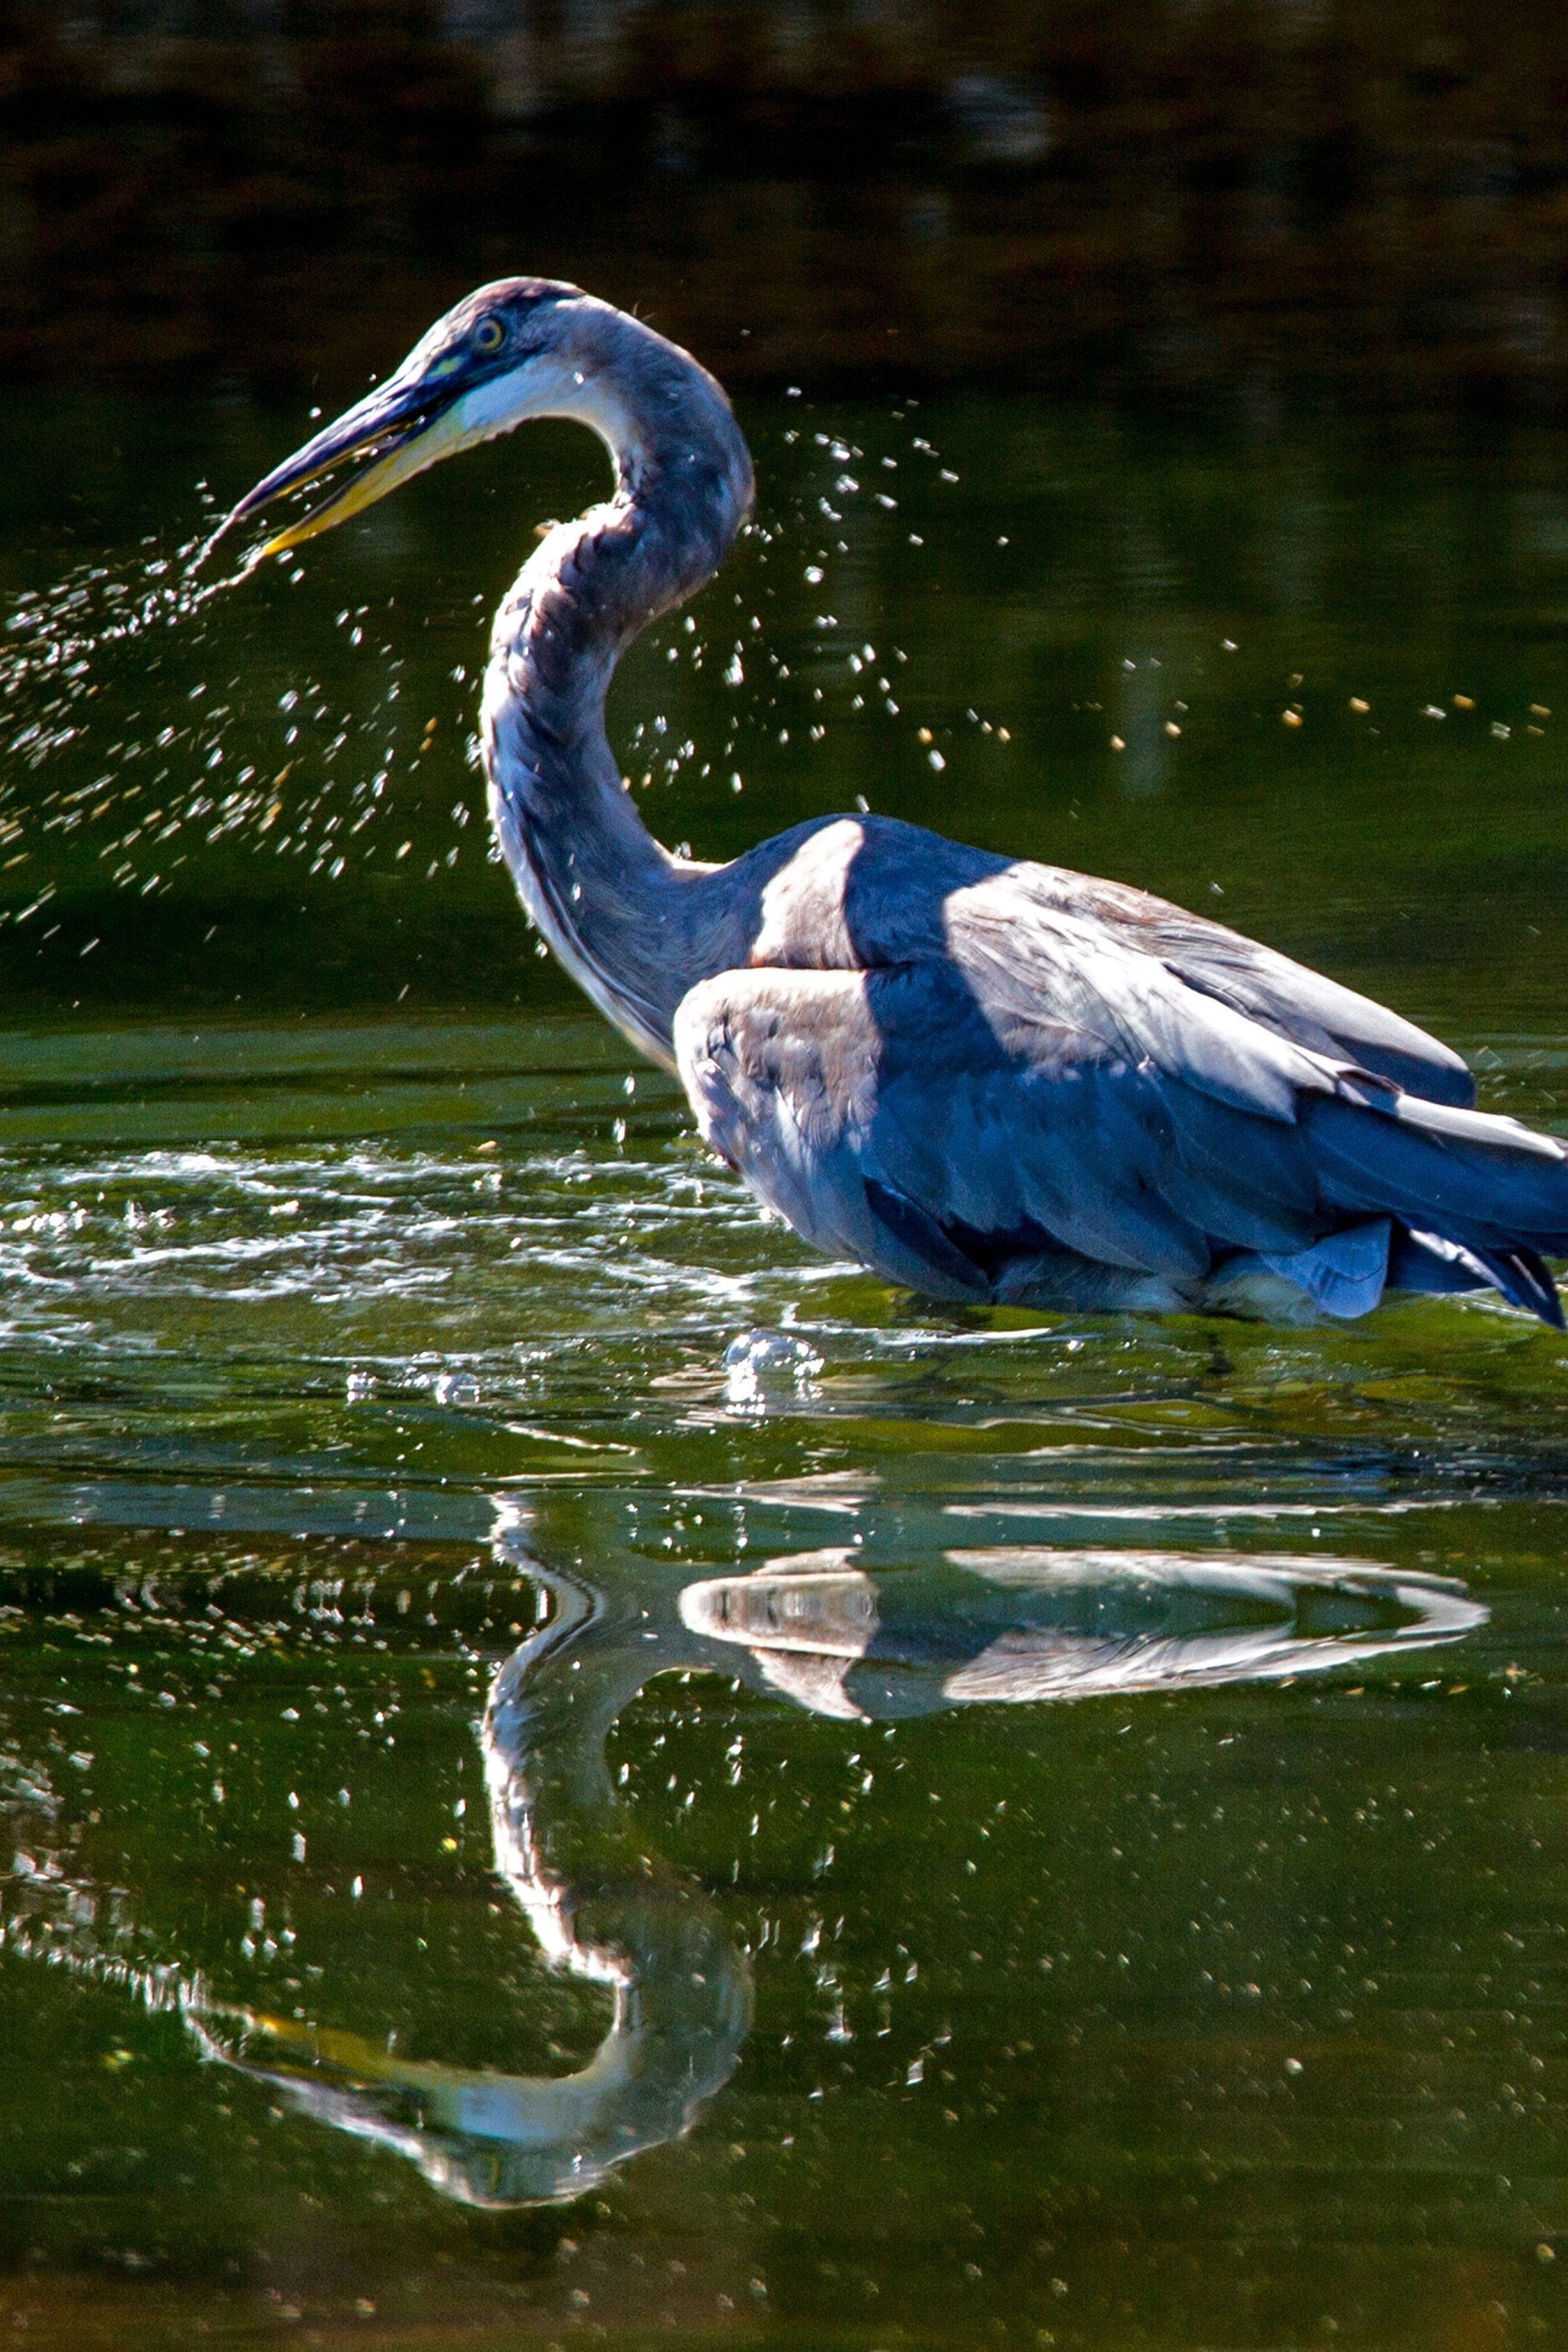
[[1005, 864, 1476, 1107], [756, 819, 1475, 1110], [861, 959, 1324, 1273], [674, 939, 1568, 1312], [941, 885, 1331, 1123]]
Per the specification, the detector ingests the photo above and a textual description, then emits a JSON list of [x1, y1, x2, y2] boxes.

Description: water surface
[[1, 392, 1567, 2347]]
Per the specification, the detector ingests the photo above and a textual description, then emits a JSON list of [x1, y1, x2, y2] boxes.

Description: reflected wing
[[673, 920, 1568, 1318], [677, 1549, 1488, 1717]]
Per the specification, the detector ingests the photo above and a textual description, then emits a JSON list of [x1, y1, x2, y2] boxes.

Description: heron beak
[[224, 367, 470, 558]]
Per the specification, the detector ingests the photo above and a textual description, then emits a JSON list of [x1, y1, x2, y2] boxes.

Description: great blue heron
[[227, 279, 1568, 1328]]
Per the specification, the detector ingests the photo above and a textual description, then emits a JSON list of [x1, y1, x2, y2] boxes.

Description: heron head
[[224, 278, 613, 558]]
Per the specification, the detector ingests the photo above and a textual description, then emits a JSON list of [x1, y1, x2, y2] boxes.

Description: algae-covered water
[[1, 389, 1567, 2347]]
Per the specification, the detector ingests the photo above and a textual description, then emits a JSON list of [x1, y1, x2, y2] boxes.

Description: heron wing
[[722, 818, 1475, 1109], [671, 955, 1320, 1295], [673, 940, 1568, 1315], [1004, 862, 1477, 1108]]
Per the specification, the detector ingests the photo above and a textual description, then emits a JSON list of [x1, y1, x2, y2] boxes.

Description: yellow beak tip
[[245, 404, 459, 564]]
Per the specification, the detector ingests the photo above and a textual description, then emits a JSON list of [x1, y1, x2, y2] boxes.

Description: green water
[[2, 391, 1568, 2348]]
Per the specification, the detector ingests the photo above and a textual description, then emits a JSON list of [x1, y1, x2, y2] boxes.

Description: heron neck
[[482, 322, 754, 1068]]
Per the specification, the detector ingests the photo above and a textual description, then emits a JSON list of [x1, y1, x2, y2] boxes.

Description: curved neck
[[482, 309, 754, 1066]]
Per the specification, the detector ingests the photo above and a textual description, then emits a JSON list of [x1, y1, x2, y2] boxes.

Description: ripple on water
[[0, 1011, 1555, 1513]]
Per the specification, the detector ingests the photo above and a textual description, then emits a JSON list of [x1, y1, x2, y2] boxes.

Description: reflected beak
[[224, 366, 471, 558]]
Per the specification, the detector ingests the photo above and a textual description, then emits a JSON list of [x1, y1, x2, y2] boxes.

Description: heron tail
[[1304, 1089, 1568, 1327]]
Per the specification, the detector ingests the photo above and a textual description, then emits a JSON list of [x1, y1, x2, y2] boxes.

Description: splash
[[0, 507, 456, 907], [0, 396, 1022, 926]]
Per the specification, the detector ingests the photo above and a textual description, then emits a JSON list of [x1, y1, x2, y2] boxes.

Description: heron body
[[229, 279, 1568, 1327]]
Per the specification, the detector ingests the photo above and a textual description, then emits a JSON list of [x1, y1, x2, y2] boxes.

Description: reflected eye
[[473, 316, 506, 354]]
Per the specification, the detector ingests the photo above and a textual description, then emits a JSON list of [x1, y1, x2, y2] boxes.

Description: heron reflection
[[188, 1537, 1482, 2205]]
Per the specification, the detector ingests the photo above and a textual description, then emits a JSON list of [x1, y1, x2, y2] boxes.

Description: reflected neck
[[482, 311, 754, 1066]]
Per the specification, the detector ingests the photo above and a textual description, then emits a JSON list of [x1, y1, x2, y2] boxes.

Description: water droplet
[[722, 1329, 823, 1408]]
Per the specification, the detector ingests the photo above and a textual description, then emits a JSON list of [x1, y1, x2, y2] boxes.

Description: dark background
[[6, 0, 1568, 407]]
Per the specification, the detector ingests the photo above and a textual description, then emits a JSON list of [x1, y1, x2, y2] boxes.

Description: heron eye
[[473, 316, 506, 354]]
